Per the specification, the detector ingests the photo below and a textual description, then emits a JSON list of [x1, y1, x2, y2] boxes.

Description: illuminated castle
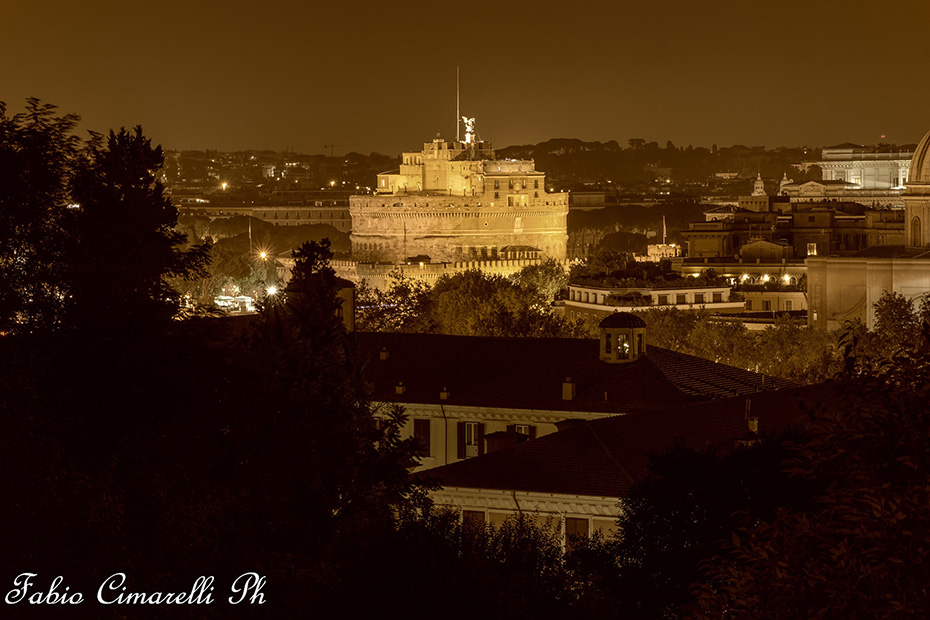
[[349, 119, 568, 263]]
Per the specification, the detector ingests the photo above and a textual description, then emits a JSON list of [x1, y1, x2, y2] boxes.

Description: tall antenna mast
[[456, 66, 460, 142]]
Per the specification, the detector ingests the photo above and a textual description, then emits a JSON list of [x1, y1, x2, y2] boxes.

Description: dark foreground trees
[[691, 332, 930, 619], [0, 100, 208, 336], [357, 262, 586, 338], [0, 102, 427, 617]]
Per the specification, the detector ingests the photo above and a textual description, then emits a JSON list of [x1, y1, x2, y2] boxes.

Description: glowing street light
[[221, 182, 228, 191], [259, 251, 267, 260], [267, 286, 277, 296]]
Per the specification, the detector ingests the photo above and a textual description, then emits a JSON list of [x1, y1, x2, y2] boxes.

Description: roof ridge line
[[585, 422, 637, 487]]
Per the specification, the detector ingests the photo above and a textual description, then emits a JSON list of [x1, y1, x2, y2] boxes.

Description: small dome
[[599, 312, 646, 329], [908, 128, 930, 186]]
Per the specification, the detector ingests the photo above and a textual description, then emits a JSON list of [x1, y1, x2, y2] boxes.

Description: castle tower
[[752, 173, 767, 197]]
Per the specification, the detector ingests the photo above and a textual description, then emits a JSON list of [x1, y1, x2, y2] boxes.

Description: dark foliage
[[692, 326, 930, 619]]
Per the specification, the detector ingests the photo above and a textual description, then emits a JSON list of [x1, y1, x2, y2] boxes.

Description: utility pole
[[456, 66, 460, 142]]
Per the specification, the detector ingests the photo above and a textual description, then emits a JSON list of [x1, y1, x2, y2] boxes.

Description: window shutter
[[457, 422, 466, 460], [477, 423, 485, 456], [529, 425, 537, 439]]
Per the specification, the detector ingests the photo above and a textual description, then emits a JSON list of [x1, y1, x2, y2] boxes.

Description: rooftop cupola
[[598, 312, 647, 364]]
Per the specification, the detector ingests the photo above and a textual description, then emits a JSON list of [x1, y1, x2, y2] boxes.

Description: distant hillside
[[497, 138, 823, 189]]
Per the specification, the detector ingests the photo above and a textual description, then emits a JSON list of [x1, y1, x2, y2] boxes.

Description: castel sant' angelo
[[346, 118, 569, 277]]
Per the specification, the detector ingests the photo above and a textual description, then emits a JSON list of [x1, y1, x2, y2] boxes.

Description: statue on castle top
[[462, 116, 476, 145]]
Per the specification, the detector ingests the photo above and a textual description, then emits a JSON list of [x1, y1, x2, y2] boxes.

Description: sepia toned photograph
[[3, 1, 930, 617]]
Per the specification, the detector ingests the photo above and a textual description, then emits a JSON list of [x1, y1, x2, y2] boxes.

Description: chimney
[[562, 377, 576, 401], [380, 347, 390, 360], [440, 386, 450, 400], [395, 381, 406, 395]]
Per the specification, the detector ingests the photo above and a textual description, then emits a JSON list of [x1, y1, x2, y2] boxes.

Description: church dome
[[908, 128, 930, 186], [599, 312, 646, 329]]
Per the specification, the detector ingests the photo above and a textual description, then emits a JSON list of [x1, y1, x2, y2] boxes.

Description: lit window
[[460, 422, 482, 459], [807, 243, 818, 256]]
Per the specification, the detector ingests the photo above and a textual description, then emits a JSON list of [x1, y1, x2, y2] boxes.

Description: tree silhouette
[[0, 99, 80, 333], [67, 126, 208, 336]]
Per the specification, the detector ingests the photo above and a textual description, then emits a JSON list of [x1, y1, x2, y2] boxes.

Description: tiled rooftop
[[420, 382, 838, 498], [356, 332, 795, 414]]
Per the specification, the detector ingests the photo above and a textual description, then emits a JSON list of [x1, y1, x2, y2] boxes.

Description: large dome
[[908, 128, 930, 186]]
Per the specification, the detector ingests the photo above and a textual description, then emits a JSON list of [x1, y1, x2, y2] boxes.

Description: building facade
[[817, 143, 912, 191], [562, 283, 743, 323], [807, 128, 930, 330]]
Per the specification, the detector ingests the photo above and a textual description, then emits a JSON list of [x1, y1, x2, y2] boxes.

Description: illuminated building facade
[[808, 128, 930, 330], [817, 143, 912, 191], [349, 121, 569, 263]]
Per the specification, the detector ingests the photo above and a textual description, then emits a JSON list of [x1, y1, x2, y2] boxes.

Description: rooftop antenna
[[456, 66, 460, 142]]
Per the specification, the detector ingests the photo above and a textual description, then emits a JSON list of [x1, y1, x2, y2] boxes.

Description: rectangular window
[[462, 510, 486, 530], [808, 215, 816, 223], [712, 292, 722, 303], [461, 422, 482, 458], [694, 293, 705, 304], [414, 419, 431, 457], [513, 424, 530, 436], [494, 180, 500, 189], [676, 294, 686, 305], [785, 300, 793, 311], [807, 242, 818, 256], [534, 180, 539, 189], [509, 180, 514, 189], [565, 517, 590, 551], [522, 179, 527, 189], [605, 332, 612, 354], [746, 299, 753, 311], [763, 300, 772, 311], [657, 294, 668, 305]]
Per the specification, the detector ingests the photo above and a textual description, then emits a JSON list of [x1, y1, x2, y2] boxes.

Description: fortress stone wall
[[349, 131, 569, 264], [333, 258, 572, 290]]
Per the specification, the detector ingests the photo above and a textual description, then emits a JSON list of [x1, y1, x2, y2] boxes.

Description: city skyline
[[3, 0, 930, 155]]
